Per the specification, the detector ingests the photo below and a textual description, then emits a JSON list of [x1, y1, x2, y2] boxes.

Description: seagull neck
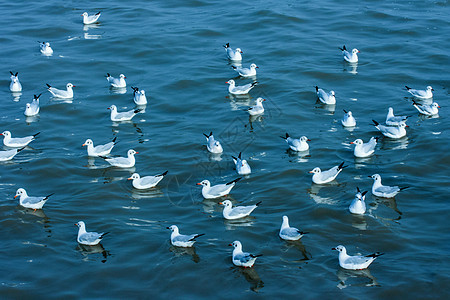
[[281, 218, 290, 229], [233, 245, 243, 254], [373, 179, 382, 188]]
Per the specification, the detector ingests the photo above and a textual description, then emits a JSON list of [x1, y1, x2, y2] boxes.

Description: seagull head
[[166, 225, 179, 233], [219, 200, 232, 207], [236, 48, 243, 53], [309, 167, 321, 174], [350, 139, 363, 145], [14, 188, 26, 199], [225, 79, 234, 85], [332, 245, 346, 253], [432, 102, 440, 108], [352, 48, 360, 54], [67, 83, 75, 89], [427, 86, 434, 91], [1, 131, 11, 138], [300, 136, 310, 142], [228, 240, 242, 249], [250, 63, 258, 69], [82, 139, 93, 147], [75, 221, 86, 228], [370, 174, 381, 182], [128, 149, 138, 156], [108, 105, 117, 111], [82, 12, 88, 17], [196, 180, 210, 187], [119, 74, 126, 79], [128, 173, 140, 180]]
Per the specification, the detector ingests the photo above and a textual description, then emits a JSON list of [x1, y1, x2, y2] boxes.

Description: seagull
[[128, 171, 168, 189], [350, 137, 378, 158], [82, 12, 101, 25], [100, 149, 138, 168], [226, 79, 257, 95], [280, 133, 310, 151], [0, 131, 40, 148], [369, 174, 409, 198], [372, 120, 407, 139], [405, 85, 433, 99], [279, 215, 309, 241], [316, 86, 336, 105], [83, 137, 117, 157], [14, 188, 53, 210], [224, 43, 243, 61], [203, 132, 223, 154], [412, 100, 440, 116], [106, 73, 126, 88], [167, 225, 205, 247], [131, 86, 147, 105], [309, 161, 347, 184], [46, 83, 74, 99], [232, 63, 258, 77], [75, 221, 109, 246], [342, 110, 356, 127], [0, 147, 25, 162], [248, 97, 265, 116], [349, 187, 368, 214], [24, 94, 41, 117], [229, 240, 262, 268], [197, 178, 241, 199], [9, 71, 22, 92], [386, 107, 409, 126], [219, 199, 260, 220], [108, 105, 140, 122], [332, 245, 383, 270], [339, 45, 360, 63], [232, 152, 251, 175], [39, 42, 53, 55]]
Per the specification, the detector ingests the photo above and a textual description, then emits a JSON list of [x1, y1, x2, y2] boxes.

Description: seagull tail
[[255, 201, 262, 206], [338, 161, 348, 170], [250, 254, 263, 258], [226, 177, 242, 185], [17, 146, 27, 153], [112, 136, 118, 144], [372, 119, 379, 126], [100, 232, 110, 239], [297, 230, 310, 235], [405, 85, 411, 90], [99, 156, 108, 160], [158, 170, 169, 177], [366, 252, 384, 258], [251, 81, 258, 88], [190, 233, 205, 241], [339, 45, 346, 51], [44, 193, 55, 200], [46, 83, 52, 88], [315, 86, 319, 92], [343, 109, 348, 113], [223, 43, 230, 49], [399, 186, 410, 191], [33, 132, 41, 138]]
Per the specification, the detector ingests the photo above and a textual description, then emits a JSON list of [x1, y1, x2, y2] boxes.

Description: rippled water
[[1, 0, 449, 298]]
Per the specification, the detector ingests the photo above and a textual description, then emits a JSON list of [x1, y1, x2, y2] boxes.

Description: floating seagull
[[248, 97, 265, 116], [24, 94, 41, 117], [46, 83, 74, 99], [224, 43, 243, 61], [405, 85, 433, 99], [369, 174, 409, 198], [349, 187, 368, 215], [280, 133, 310, 152], [9, 71, 22, 92], [128, 171, 168, 189], [332, 245, 383, 270], [316, 86, 336, 105], [229, 240, 262, 268], [76, 221, 109, 246], [14, 188, 53, 210], [83, 137, 117, 157], [108, 105, 140, 122], [342, 110, 356, 127], [82, 12, 101, 25], [219, 199, 260, 220], [386, 107, 409, 126], [39, 42, 53, 55], [197, 178, 241, 199], [131, 86, 147, 105], [232, 63, 258, 77], [232, 152, 251, 175], [279, 215, 309, 241], [0, 147, 25, 162], [412, 100, 440, 116], [226, 79, 257, 95], [350, 137, 378, 158], [0, 131, 40, 148], [203, 132, 223, 154], [372, 120, 407, 139], [100, 149, 138, 168], [106, 73, 126, 88], [339, 45, 360, 63], [167, 225, 204, 247], [309, 161, 347, 184]]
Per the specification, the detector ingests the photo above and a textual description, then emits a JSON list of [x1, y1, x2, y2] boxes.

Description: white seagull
[[196, 177, 241, 199], [83, 137, 117, 157], [339, 45, 360, 63], [369, 174, 409, 198], [15, 188, 53, 210], [349, 187, 368, 215], [203, 132, 223, 154], [280, 133, 310, 152], [224, 43, 243, 61], [39, 42, 53, 55], [232, 152, 251, 175], [167, 225, 205, 248], [386, 107, 409, 126], [350, 137, 378, 158], [128, 171, 168, 189], [248, 97, 265, 116], [24, 94, 41, 117], [1, 131, 40, 148], [229, 240, 262, 268], [0, 147, 25, 161], [405, 85, 433, 99], [9, 71, 22, 92], [279, 215, 309, 241], [232, 63, 258, 77], [372, 120, 407, 139], [412, 100, 440, 116], [82, 12, 101, 25], [108, 105, 140, 122], [75, 221, 109, 246], [226, 79, 257, 95], [100, 149, 138, 168], [131, 86, 147, 105], [106, 73, 126, 88], [219, 199, 261, 220], [309, 161, 347, 184], [342, 110, 356, 127], [316, 86, 336, 105], [46, 83, 74, 99], [332, 245, 383, 270]]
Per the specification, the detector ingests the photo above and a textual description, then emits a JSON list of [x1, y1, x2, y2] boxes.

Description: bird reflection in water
[[343, 61, 358, 75], [232, 266, 264, 292], [336, 268, 379, 289], [280, 239, 312, 263], [169, 245, 200, 263], [77, 243, 111, 263], [286, 148, 310, 163], [367, 196, 402, 224], [224, 217, 255, 231]]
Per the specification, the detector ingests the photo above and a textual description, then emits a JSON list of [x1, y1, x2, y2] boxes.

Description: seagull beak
[[308, 171, 314, 173], [127, 177, 133, 180], [228, 243, 232, 246], [196, 183, 202, 185], [331, 247, 336, 250], [82, 143, 86, 146], [14, 195, 18, 198], [357, 50, 361, 53], [72, 85, 76, 87], [307, 139, 311, 141], [350, 142, 354, 144], [256, 66, 259, 68], [405, 125, 409, 127], [74, 223, 78, 226], [135, 151, 139, 154], [218, 202, 223, 205], [368, 175, 372, 178], [438, 105, 441, 108], [166, 227, 170, 229], [225, 81, 229, 84], [262, 99, 266, 101], [107, 107, 110, 110]]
